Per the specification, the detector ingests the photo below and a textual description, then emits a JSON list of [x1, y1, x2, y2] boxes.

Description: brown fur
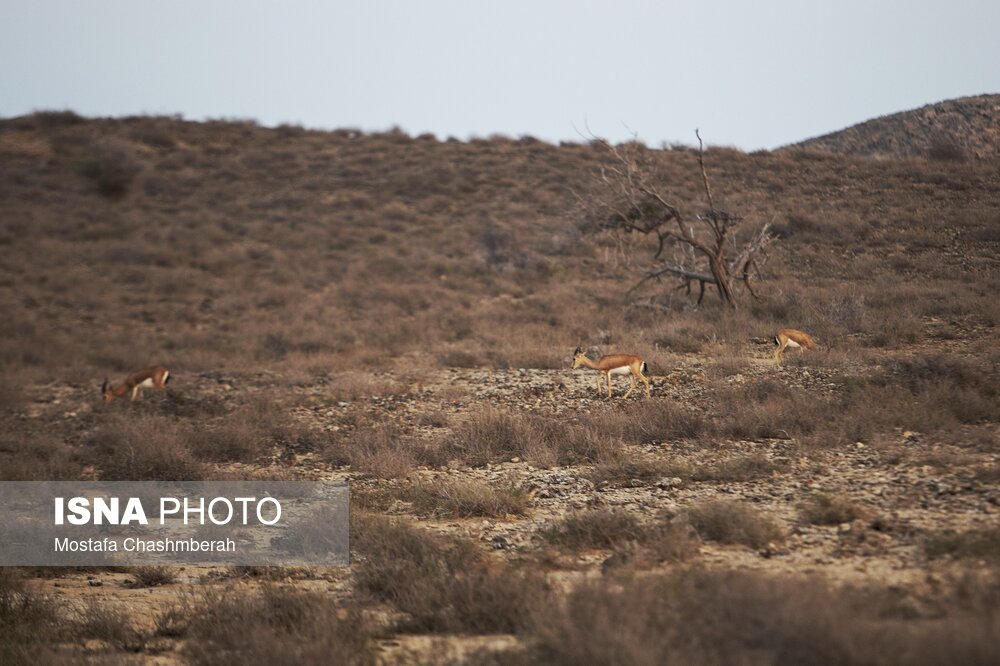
[[572, 348, 651, 399], [773, 329, 818, 363], [102, 366, 170, 402]]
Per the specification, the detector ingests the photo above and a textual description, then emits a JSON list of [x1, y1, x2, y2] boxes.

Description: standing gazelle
[[101, 366, 171, 402], [773, 329, 818, 363], [572, 348, 651, 399]]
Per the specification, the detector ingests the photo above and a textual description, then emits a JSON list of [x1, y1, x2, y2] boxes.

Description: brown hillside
[[1, 111, 999, 663], [785, 94, 1000, 161]]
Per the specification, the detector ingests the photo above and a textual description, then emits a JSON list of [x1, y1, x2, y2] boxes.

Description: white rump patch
[[609, 366, 631, 376]]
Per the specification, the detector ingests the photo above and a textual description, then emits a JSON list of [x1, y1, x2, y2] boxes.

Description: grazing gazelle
[[572, 347, 651, 399], [101, 366, 170, 402], [773, 329, 818, 363]]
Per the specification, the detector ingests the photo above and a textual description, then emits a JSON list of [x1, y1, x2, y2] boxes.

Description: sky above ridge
[[2, 1, 998, 150]]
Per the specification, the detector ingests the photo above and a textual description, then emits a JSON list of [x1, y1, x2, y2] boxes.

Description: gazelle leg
[[774, 340, 787, 363], [622, 375, 636, 399], [131, 386, 139, 401], [606, 373, 613, 398], [640, 372, 651, 397], [595, 374, 602, 395]]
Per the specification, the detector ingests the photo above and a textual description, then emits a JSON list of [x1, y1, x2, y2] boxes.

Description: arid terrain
[[1, 108, 999, 664]]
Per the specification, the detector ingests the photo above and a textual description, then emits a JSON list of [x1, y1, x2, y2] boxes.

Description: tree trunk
[[708, 254, 736, 307]]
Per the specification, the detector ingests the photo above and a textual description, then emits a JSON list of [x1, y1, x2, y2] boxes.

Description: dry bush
[[325, 371, 407, 402], [0, 431, 82, 481], [0, 569, 64, 659], [583, 399, 708, 444], [401, 477, 532, 517], [925, 527, 1000, 562], [325, 423, 446, 479], [73, 597, 147, 652], [351, 513, 547, 633], [587, 456, 693, 487], [798, 493, 867, 525], [890, 354, 999, 425], [162, 586, 374, 666], [683, 500, 784, 548], [84, 414, 205, 480], [189, 397, 325, 463], [124, 566, 176, 588], [446, 407, 615, 467], [75, 137, 142, 196], [692, 452, 784, 482], [711, 380, 817, 442], [542, 509, 649, 550], [519, 569, 1000, 666]]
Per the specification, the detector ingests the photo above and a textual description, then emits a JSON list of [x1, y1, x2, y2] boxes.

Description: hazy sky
[[2, 1, 997, 150]]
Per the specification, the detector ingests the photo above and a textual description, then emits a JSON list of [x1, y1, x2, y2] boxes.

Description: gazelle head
[[572, 347, 588, 369]]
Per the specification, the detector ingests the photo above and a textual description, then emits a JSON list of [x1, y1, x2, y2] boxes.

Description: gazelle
[[773, 329, 818, 363], [101, 366, 170, 402], [572, 348, 651, 399]]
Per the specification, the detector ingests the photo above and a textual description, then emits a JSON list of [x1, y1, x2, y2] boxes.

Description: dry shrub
[[124, 566, 176, 588], [84, 414, 205, 480], [542, 509, 648, 550], [352, 513, 547, 633], [587, 456, 692, 487], [163, 586, 374, 666], [712, 380, 816, 442], [692, 452, 784, 482], [520, 569, 1000, 666], [544, 510, 700, 570], [402, 477, 532, 517], [325, 423, 446, 479], [798, 493, 866, 525], [446, 407, 615, 467], [683, 500, 784, 548], [190, 397, 325, 463], [584, 399, 708, 444], [326, 371, 406, 401], [74, 598, 147, 652], [890, 354, 999, 425], [75, 137, 142, 196], [0, 568, 63, 659], [0, 431, 81, 481], [926, 527, 1000, 561]]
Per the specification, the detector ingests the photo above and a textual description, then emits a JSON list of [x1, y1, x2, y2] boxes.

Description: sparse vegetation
[[124, 566, 177, 588], [400, 477, 532, 517], [352, 513, 547, 633], [1, 110, 998, 663], [684, 500, 784, 548], [926, 527, 1000, 561], [798, 493, 866, 525]]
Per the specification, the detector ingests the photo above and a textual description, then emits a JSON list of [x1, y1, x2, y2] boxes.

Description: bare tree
[[580, 131, 774, 309]]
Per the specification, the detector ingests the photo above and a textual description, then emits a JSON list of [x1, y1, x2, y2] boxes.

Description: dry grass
[[583, 399, 708, 444], [0, 569, 63, 661], [445, 407, 616, 467], [83, 414, 206, 481], [161, 586, 375, 666], [400, 477, 532, 518], [124, 566, 177, 589], [324, 422, 447, 479], [691, 452, 785, 482], [541, 509, 649, 550], [925, 527, 1000, 562], [351, 513, 547, 633], [516, 569, 1000, 666], [587, 456, 693, 487], [683, 500, 785, 548], [798, 493, 867, 525]]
